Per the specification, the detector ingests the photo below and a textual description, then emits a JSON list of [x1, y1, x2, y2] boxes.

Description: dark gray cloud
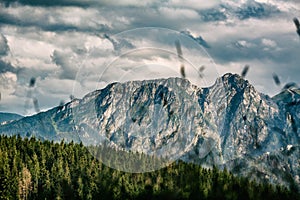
[[0, 60, 53, 89], [102, 33, 135, 53], [199, 7, 228, 22], [51, 50, 77, 80], [1, 0, 164, 8], [234, 1, 280, 20], [0, 8, 110, 33], [0, 0, 299, 114], [197, 1, 281, 23], [0, 0, 282, 41], [208, 35, 299, 66], [2, 0, 91, 7], [180, 30, 210, 48], [205, 31, 300, 95], [0, 60, 17, 74], [0, 34, 9, 56]]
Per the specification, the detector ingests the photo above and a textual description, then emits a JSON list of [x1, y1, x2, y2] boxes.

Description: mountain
[[0, 73, 299, 189], [0, 112, 23, 125]]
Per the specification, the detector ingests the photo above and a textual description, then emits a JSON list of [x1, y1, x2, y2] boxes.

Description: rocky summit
[[0, 73, 299, 188]]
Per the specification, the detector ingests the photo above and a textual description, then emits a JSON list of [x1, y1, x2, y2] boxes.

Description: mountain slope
[[0, 73, 299, 188], [183, 74, 299, 187], [0, 112, 23, 124]]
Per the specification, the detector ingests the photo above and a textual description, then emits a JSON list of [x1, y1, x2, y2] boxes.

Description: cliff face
[[0, 73, 299, 187]]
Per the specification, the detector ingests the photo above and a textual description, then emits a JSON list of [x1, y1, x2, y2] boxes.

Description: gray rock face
[[0, 73, 299, 187], [184, 74, 300, 188], [72, 78, 205, 164]]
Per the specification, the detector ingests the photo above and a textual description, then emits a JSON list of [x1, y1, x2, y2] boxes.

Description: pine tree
[[18, 166, 32, 200], [0, 135, 299, 200]]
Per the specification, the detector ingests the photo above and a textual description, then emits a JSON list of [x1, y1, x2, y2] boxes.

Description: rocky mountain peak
[[0, 74, 299, 188], [214, 73, 251, 92]]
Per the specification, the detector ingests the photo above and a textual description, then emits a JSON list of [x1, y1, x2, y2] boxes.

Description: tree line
[[0, 135, 299, 200]]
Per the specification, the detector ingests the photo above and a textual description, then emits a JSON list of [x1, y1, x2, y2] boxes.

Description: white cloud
[[0, 4, 111, 32], [158, 7, 200, 20], [0, 71, 21, 113], [98, 0, 162, 7], [0, 0, 299, 114], [0, 71, 17, 90], [51, 50, 79, 80], [38, 76, 74, 96], [167, 0, 221, 10], [235, 40, 255, 48], [261, 38, 277, 47], [259, 0, 300, 12], [6, 35, 55, 67]]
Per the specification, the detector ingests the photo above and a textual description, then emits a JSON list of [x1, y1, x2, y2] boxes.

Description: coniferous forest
[[0, 135, 299, 200]]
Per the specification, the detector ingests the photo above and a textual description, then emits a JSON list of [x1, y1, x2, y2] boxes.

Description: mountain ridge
[[0, 112, 23, 125], [0, 73, 299, 188]]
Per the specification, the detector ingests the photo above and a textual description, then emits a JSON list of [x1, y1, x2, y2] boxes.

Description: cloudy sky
[[0, 0, 299, 115]]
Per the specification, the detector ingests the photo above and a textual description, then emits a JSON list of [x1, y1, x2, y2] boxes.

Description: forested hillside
[[0, 135, 299, 200]]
